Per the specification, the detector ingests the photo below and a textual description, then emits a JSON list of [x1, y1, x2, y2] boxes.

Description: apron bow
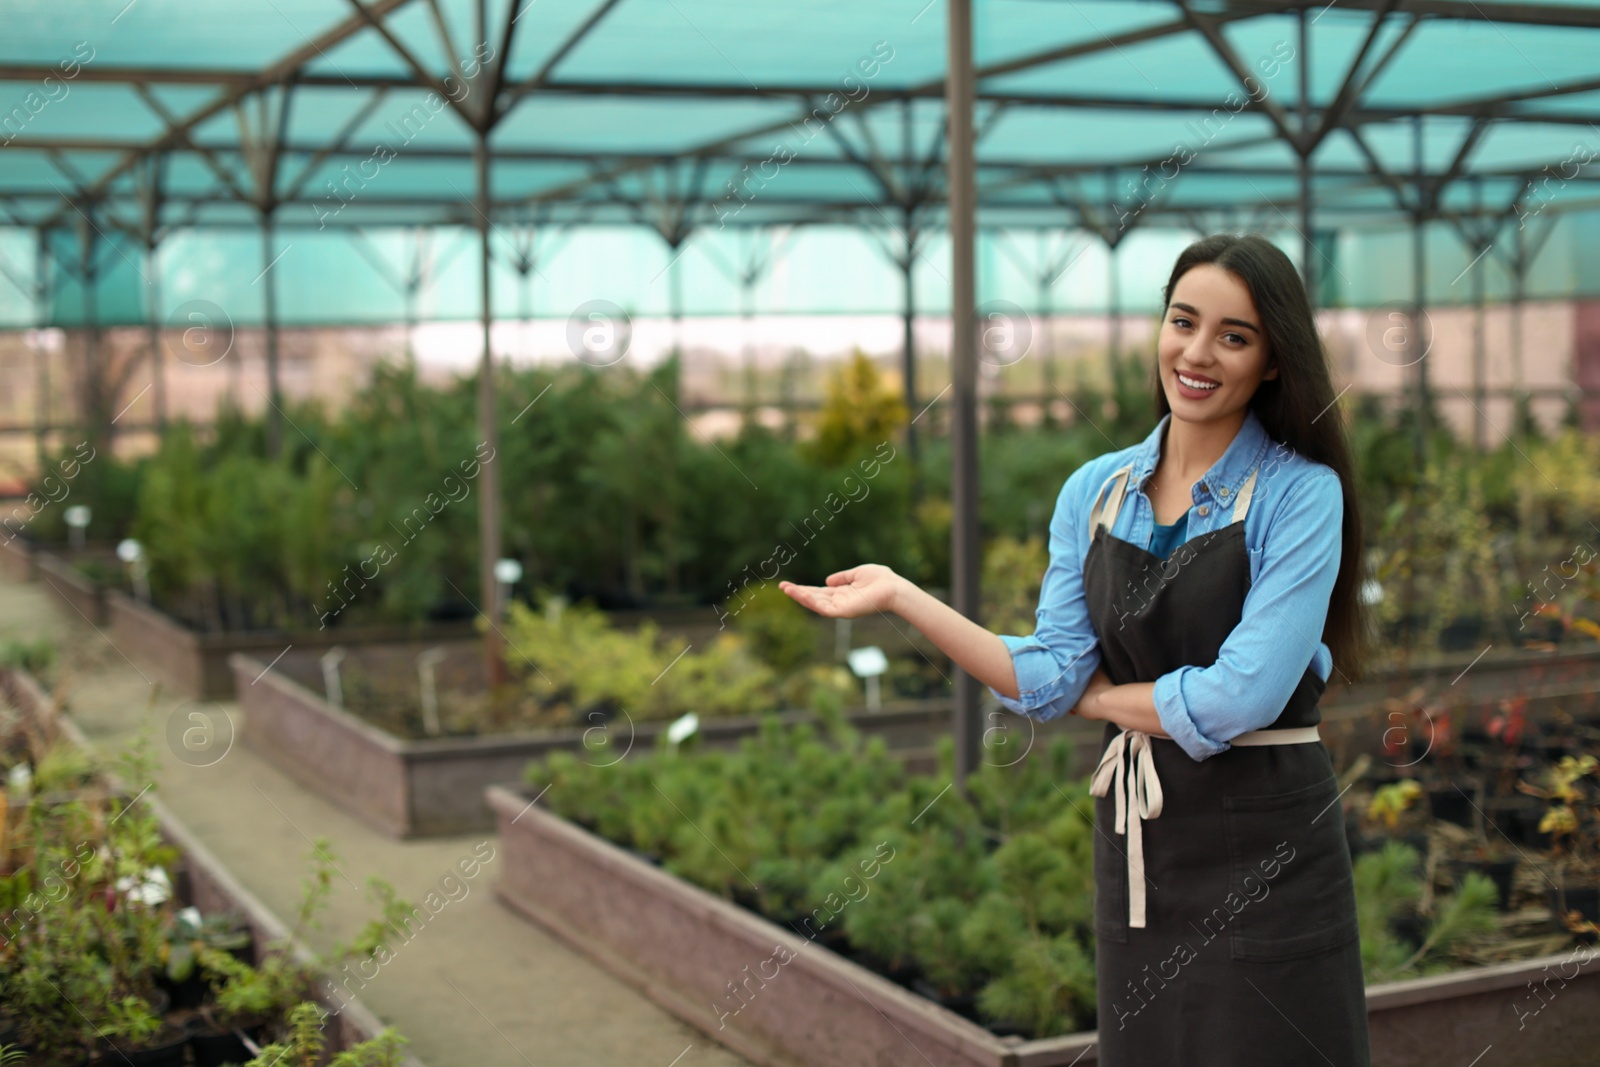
[[1088, 727, 1164, 929]]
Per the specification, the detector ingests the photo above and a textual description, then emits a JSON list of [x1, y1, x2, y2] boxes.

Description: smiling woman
[[781, 232, 1375, 1067]]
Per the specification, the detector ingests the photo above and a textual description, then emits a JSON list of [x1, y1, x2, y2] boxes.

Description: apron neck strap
[[1089, 462, 1260, 534], [1230, 465, 1261, 524], [1090, 466, 1133, 534]]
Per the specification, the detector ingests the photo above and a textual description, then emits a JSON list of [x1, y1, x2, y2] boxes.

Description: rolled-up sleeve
[[1152, 469, 1343, 761], [987, 464, 1103, 721]]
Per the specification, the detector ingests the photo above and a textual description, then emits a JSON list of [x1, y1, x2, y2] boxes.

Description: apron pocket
[[1223, 775, 1358, 963]]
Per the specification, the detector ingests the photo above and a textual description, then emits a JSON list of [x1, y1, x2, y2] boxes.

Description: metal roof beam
[[131, 83, 254, 204], [1307, 0, 1413, 153], [344, 0, 472, 127], [33, 0, 418, 231], [6, 147, 1598, 188], [502, 5, 1246, 211], [1281, 0, 1600, 29], [9, 65, 1600, 125], [282, 89, 393, 203], [1176, 0, 1304, 154], [495, 0, 626, 123]]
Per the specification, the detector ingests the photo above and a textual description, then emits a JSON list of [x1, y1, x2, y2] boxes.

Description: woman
[[779, 233, 1374, 1066]]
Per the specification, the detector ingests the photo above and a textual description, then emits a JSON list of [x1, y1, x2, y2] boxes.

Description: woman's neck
[[1159, 410, 1247, 485]]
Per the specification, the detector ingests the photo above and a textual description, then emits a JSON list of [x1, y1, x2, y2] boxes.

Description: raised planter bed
[[232, 648, 956, 838], [487, 785, 1600, 1067], [233, 635, 1600, 840], [0, 665, 425, 1065], [109, 590, 477, 700], [101, 586, 930, 705]]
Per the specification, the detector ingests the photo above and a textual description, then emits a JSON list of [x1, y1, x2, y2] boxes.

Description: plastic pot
[[1482, 796, 1542, 846], [157, 970, 209, 1011], [1450, 856, 1519, 911], [125, 1036, 190, 1067], [911, 976, 977, 1018], [189, 1025, 263, 1067], [1389, 912, 1428, 950], [1546, 883, 1600, 941], [1426, 784, 1474, 828], [1510, 805, 1553, 850]]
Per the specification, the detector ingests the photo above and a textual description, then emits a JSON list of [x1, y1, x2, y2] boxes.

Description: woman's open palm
[[778, 565, 900, 619]]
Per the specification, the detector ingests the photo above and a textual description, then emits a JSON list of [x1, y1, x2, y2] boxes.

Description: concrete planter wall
[[0, 535, 33, 582], [488, 787, 1600, 1067], [0, 666, 424, 1064], [485, 786, 1065, 1067], [35, 550, 107, 626], [107, 591, 475, 700]]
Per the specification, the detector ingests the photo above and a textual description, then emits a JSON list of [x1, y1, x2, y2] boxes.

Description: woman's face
[[1157, 263, 1277, 427]]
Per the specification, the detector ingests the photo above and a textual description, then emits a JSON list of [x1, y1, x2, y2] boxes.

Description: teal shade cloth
[[5, 2, 1600, 327], [1148, 510, 1190, 561]]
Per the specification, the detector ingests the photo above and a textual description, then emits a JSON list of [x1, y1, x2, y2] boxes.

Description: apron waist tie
[[1087, 723, 1322, 929]]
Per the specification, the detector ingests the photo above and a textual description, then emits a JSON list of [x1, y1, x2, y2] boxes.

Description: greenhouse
[[2, 0, 1600, 1064]]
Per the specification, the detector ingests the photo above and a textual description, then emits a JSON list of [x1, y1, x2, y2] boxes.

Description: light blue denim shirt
[[988, 407, 1342, 762]]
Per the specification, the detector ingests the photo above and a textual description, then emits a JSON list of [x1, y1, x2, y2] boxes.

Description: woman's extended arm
[[777, 565, 1023, 700], [781, 462, 1114, 721]]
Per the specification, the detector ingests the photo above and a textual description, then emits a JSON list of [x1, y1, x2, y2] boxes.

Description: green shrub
[[503, 595, 778, 724], [1354, 841, 1499, 983], [731, 581, 818, 674]]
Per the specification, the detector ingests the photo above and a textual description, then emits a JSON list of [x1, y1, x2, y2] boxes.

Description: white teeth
[[1178, 373, 1218, 390]]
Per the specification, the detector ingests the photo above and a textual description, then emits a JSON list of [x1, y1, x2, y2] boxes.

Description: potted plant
[[1480, 696, 1546, 846], [1517, 754, 1600, 938], [241, 1001, 408, 1067], [1446, 791, 1521, 913], [1416, 705, 1477, 828], [196, 838, 419, 1056], [1360, 779, 1430, 860], [0, 735, 198, 1066]]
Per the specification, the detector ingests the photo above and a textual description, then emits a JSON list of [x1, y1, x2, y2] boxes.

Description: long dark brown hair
[[1153, 232, 1374, 683]]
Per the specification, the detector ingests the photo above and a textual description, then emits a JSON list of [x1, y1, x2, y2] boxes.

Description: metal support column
[[1471, 178, 1486, 451], [947, 0, 981, 789], [1037, 229, 1056, 427], [901, 209, 919, 466], [76, 208, 104, 453], [261, 209, 283, 458], [1298, 7, 1315, 309], [475, 132, 506, 686], [1511, 224, 1527, 435], [1410, 116, 1429, 465], [146, 240, 166, 432], [34, 230, 52, 464]]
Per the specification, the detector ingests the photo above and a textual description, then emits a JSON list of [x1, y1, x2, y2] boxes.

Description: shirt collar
[[1130, 407, 1271, 504]]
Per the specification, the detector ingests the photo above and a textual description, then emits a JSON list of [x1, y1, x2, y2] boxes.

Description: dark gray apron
[[1081, 463, 1370, 1067]]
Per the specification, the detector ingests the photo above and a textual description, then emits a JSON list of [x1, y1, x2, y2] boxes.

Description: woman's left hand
[[1071, 667, 1114, 720]]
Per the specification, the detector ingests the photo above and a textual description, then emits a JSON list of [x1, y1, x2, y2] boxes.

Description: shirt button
[[1219, 485, 1231, 498], [1198, 504, 1210, 517]]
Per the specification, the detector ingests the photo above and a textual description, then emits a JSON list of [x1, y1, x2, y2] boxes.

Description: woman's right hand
[[778, 565, 904, 619]]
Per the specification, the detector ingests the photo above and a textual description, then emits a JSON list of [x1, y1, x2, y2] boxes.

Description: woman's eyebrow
[[1168, 301, 1260, 335]]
